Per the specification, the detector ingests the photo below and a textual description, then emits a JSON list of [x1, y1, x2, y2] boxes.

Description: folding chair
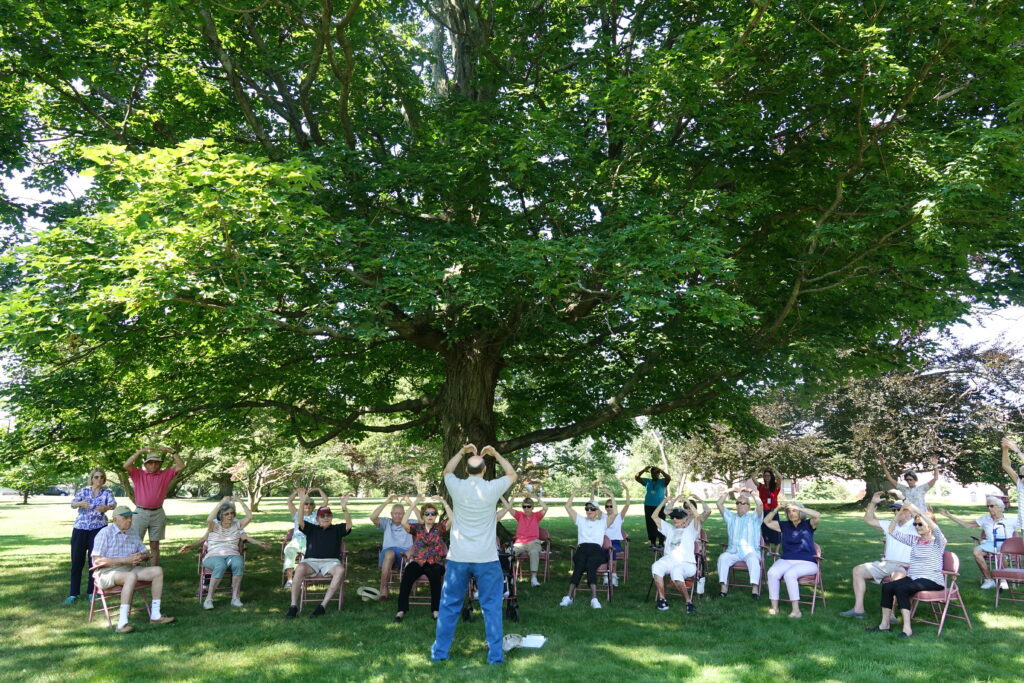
[[569, 538, 614, 602], [992, 536, 1024, 609], [767, 542, 826, 613], [719, 539, 767, 593], [88, 565, 151, 628], [513, 527, 553, 583], [909, 551, 973, 636], [970, 527, 1019, 575], [297, 541, 349, 613], [616, 532, 631, 585], [197, 539, 247, 603], [280, 528, 295, 586], [376, 544, 408, 595], [647, 530, 706, 603]]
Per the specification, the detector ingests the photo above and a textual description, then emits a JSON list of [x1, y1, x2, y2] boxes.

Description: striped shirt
[[206, 521, 245, 558], [891, 526, 946, 585], [92, 523, 146, 561]]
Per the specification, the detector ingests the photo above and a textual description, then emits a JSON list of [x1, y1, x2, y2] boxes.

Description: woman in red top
[[394, 495, 453, 622], [754, 467, 783, 551]]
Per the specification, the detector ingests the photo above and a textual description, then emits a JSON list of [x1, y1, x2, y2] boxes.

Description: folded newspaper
[[520, 634, 547, 648]]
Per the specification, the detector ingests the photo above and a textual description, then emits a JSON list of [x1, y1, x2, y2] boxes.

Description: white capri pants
[[767, 558, 817, 601], [718, 550, 762, 586], [651, 556, 697, 582]]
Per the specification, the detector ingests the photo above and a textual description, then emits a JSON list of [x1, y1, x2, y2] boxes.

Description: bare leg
[[290, 563, 308, 606], [654, 576, 666, 600], [150, 541, 160, 567], [205, 576, 221, 605], [900, 607, 912, 636], [851, 565, 869, 613], [231, 574, 242, 600], [973, 547, 992, 579], [769, 599, 779, 615], [379, 550, 395, 597], [673, 579, 691, 602], [320, 566, 345, 606], [876, 606, 893, 630]]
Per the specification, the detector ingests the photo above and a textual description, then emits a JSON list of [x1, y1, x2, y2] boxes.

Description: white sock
[[150, 599, 162, 619], [117, 604, 130, 628]]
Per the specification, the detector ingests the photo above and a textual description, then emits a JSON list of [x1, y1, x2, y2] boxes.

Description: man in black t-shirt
[[285, 491, 352, 618]]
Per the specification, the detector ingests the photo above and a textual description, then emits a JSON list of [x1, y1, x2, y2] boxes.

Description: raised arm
[[123, 447, 148, 472], [651, 494, 674, 529], [798, 502, 822, 529], [339, 494, 353, 532], [635, 466, 651, 485], [716, 489, 728, 516], [537, 493, 549, 516], [400, 496, 419, 532], [1002, 438, 1021, 485], [497, 496, 514, 520], [763, 506, 781, 532], [207, 497, 229, 530], [444, 444, 476, 475], [937, 508, 978, 529], [863, 492, 884, 530], [162, 446, 185, 471], [565, 491, 578, 523], [370, 494, 397, 525], [924, 454, 940, 490], [234, 497, 253, 528], [308, 487, 328, 508], [907, 502, 939, 532], [287, 488, 303, 519], [877, 456, 900, 488], [604, 489, 618, 528], [697, 499, 712, 525], [482, 445, 518, 485], [432, 494, 454, 521]]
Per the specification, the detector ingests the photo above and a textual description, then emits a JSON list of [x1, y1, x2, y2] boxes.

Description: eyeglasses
[[584, 506, 598, 512], [91, 475, 105, 479], [737, 501, 750, 505], [913, 522, 926, 527], [987, 504, 999, 508], [424, 511, 437, 516]]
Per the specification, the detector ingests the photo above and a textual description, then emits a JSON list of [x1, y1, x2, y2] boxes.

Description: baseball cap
[[144, 453, 163, 463], [668, 508, 689, 519], [889, 501, 904, 510], [317, 506, 333, 516], [112, 505, 137, 517]]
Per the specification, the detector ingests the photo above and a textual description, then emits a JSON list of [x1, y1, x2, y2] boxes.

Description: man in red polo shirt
[[123, 446, 186, 566]]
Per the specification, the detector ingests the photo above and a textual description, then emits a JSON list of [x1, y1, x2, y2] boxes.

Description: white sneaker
[[559, 595, 572, 607], [530, 577, 541, 587], [981, 578, 996, 589], [284, 580, 293, 589], [611, 573, 619, 587], [230, 597, 243, 608], [999, 580, 1010, 590], [602, 575, 609, 585], [590, 598, 602, 609], [203, 598, 214, 610]]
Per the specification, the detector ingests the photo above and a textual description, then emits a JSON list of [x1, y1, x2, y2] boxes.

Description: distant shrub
[[800, 478, 850, 501]]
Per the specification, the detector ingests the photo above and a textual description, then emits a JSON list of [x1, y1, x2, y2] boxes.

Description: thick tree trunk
[[860, 471, 892, 507], [438, 344, 501, 482], [214, 471, 234, 499]]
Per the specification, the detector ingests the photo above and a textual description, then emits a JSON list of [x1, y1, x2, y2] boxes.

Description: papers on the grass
[[520, 634, 546, 648]]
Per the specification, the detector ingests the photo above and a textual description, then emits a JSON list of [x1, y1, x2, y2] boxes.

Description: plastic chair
[[908, 551, 973, 636], [197, 539, 246, 603], [296, 540, 349, 613], [513, 527, 553, 583], [88, 565, 152, 628], [992, 536, 1024, 609]]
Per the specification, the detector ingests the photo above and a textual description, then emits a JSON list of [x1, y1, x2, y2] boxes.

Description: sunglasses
[[522, 505, 533, 509], [604, 505, 614, 509], [584, 506, 598, 512], [424, 511, 437, 516], [913, 522, 926, 527], [987, 504, 999, 508], [737, 501, 750, 505]]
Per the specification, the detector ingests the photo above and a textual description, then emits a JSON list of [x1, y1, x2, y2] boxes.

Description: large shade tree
[[1, 1, 1022, 472]]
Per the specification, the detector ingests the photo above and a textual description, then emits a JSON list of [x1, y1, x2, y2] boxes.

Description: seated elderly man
[[840, 491, 917, 618], [714, 486, 764, 599], [285, 491, 353, 618], [369, 495, 413, 600], [91, 505, 177, 633]]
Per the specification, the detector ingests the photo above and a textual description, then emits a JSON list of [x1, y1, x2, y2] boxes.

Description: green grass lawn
[[1, 497, 1022, 682]]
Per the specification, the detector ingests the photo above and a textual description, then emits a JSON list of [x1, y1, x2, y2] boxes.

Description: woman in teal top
[[635, 466, 672, 549]]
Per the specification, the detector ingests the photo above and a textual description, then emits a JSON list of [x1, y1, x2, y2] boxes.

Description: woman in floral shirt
[[394, 495, 452, 622], [65, 468, 116, 605]]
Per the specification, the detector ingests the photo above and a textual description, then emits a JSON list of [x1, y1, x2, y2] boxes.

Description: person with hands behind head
[[370, 494, 413, 600], [178, 496, 270, 609], [123, 445, 186, 567], [650, 494, 707, 613], [91, 505, 176, 633], [878, 453, 941, 512], [559, 488, 613, 609], [715, 485, 763, 599], [867, 501, 946, 637], [394, 494, 452, 622], [65, 467, 117, 605], [636, 466, 671, 549], [1001, 437, 1024, 532], [763, 500, 821, 618], [749, 467, 782, 551], [939, 497, 1021, 589], [432, 444, 516, 666], [501, 491, 549, 587], [282, 488, 327, 588], [599, 479, 630, 587], [284, 491, 352, 618]]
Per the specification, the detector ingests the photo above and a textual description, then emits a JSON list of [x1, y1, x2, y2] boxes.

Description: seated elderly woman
[[867, 502, 946, 637], [651, 495, 711, 613], [939, 496, 1021, 590], [179, 496, 270, 609], [763, 501, 822, 618], [393, 495, 453, 622]]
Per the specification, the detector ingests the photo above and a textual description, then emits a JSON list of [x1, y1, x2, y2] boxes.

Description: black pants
[[397, 561, 445, 613], [881, 576, 943, 611], [570, 543, 606, 587], [644, 505, 666, 546], [69, 527, 102, 597]]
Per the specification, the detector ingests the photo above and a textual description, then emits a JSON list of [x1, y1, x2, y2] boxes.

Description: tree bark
[[214, 471, 234, 499], [438, 343, 501, 482]]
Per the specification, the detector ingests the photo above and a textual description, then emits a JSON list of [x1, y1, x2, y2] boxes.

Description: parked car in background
[[41, 486, 71, 496]]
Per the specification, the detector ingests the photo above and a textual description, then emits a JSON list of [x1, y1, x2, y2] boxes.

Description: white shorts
[[651, 556, 696, 582], [865, 560, 909, 583], [301, 558, 342, 577], [95, 565, 146, 589]]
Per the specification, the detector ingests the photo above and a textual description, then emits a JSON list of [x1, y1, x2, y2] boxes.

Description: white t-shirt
[[378, 519, 412, 550], [883, 520, 917, 564], [444, 473, 510, 563], [660, 519, 697, 564], [897, 482, 931, 511], [602, 512, 624, 541], [976, 513, 1021, 545], [576, 515, 607, 545]]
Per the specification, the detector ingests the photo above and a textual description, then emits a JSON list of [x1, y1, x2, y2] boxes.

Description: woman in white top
[[879, 454, 940, 511], [651, 495, 711, 613], [1001, 437, 1024, 531], [939, 496, 1022, 589], [598, 479, 630, 587], [559, 491, 613, 609], [179, 497, 270, 609]]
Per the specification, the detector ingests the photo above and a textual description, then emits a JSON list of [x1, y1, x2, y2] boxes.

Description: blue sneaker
[[63, 596, 77, 605]]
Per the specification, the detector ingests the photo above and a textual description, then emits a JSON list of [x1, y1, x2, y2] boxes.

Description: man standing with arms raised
[[123, 445, 186, 567], [431, 443, 516, 666]]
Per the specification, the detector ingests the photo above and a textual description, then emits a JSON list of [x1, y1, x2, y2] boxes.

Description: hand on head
[[462, 444, 478, 456]]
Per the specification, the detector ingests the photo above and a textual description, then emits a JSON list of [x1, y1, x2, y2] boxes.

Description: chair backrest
[[813, 543, 823, 561], [538, 527, 551, 542], [943, 551, 959, 574], [998, 535, 1024, 556]]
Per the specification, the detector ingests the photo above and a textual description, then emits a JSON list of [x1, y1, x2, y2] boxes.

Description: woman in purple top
[[763, 501, 822, 618], [65, 468, 117, 604]]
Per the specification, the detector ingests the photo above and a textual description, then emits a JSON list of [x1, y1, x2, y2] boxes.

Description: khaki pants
[[513, 539, 543, 574]]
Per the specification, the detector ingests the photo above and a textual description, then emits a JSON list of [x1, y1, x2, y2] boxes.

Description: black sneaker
[[751, 592, 761, 600], [712, 592, 727, 599], [285, 605, 298, 619], [310, 604, 326, 618], [656, 598, 669, 611], [686, 602, 697, 614]]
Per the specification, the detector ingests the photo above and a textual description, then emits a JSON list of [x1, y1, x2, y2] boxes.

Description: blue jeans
[[431, 560, 504, 664], [202, 554, 244, 578]]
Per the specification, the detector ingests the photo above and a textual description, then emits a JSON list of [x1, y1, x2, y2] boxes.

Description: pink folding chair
[[297, 540, 349, 613], [720, 539, 767, 593], [197, 539, 246, 602], [909, 551, 973, 636], [88, 564, 151, 628], [512, 527, 553, 583], [993, 536, 1024, 609], [766, 542, 826, 613], [570, 537, 614, 601]]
